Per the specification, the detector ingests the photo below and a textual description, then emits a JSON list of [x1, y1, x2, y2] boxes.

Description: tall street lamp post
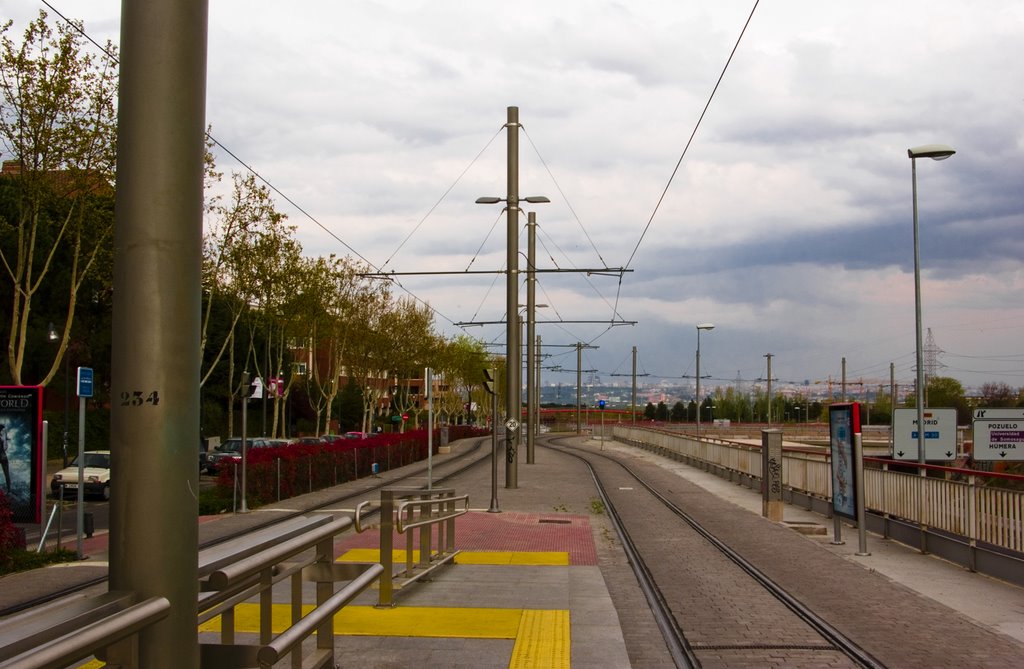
[[695, 323, 715, 435], [476, 106, 548, 489], [908, 144, 955, 466]]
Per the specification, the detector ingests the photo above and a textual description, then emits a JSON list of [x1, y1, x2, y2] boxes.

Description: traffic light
[[483, 368, 496, 395], [598, 399, 606, 410]]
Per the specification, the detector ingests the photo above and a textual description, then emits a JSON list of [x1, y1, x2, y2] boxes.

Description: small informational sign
[[0, 386, 44, 523], [505, 418, 520, 432], [829, 403, 860, 520], [974, 408, 1024, 421], [77, 367, 94, 398], [973, 419, 1024, 462], [892, 408, 958, 461]]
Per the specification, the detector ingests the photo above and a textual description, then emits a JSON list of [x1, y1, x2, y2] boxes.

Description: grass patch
[[590, 497, 605, 515], [1, 547, 78, 576]]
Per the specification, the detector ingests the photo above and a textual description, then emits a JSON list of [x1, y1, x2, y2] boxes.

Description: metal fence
[[612, 425, 1024, 567]]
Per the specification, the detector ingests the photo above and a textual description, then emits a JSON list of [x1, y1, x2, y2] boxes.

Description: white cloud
[[4, 0, 1022, 391]]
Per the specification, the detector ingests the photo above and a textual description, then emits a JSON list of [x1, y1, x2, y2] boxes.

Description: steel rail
[[548, 436, 886, 669]]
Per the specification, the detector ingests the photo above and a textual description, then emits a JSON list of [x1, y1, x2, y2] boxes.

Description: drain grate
[[538, 519, 572, 524]]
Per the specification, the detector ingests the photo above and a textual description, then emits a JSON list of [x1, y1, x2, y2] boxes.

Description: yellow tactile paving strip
[[199, 603, 570, 664], [510, 609, 571, 669], [338, 547, 570, 565]]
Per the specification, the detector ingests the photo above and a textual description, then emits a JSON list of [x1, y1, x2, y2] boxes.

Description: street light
[[908, 144, 955, 466], [695, 323, 715, 436]]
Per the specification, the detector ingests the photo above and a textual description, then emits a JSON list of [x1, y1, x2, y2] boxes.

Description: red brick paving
[[335, 511, 598, 565]]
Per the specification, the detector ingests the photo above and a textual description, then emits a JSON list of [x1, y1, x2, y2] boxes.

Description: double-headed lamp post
[[695, 323, 715, 435], [476, 193, 548, 489], [908, 144, 955, 466]]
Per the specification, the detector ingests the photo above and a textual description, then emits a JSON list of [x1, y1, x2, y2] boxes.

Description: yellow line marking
[[337, 548, 569, 566], [201, 603, 532, 639], [510, 609, 571, 669]]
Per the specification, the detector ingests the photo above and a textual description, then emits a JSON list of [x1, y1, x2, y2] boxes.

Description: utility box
[[761, 429, 784, 521]]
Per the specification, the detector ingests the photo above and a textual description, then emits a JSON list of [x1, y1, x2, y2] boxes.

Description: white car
[[51, 450, 111, 501]]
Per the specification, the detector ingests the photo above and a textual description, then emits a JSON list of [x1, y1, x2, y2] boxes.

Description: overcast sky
[[6, 1, 1024, 395]]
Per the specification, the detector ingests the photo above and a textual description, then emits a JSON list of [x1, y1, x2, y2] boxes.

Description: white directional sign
[[504, 418, 520, 432], [973, 418, 1024, 462], [974, 408, 1024, 421], [892, 408, 958, 461]]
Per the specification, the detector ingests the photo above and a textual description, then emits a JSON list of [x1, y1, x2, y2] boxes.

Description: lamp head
[[908, 144, 956, 161], [475, 196, 503, 204], [696, 323, 715, 331], [522, 196, 550, 204], [47, 322, 59, 342]]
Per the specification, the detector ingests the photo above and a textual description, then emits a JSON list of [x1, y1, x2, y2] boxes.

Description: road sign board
[[973, 418, 1024, 462], [892, 408, 957, 461], [973, 408, 1024, 420], [504, 418, 520, 432], [77, 367, 94, 398]]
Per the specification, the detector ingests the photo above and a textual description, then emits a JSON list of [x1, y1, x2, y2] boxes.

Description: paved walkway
[[4, 433, 1024, 667]]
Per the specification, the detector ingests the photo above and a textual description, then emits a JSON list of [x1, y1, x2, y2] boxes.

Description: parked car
[[343, 431, 376, 440], [51, 451, 111, 500], [205, 438, 287, 474], [290, 436, 326, 447]]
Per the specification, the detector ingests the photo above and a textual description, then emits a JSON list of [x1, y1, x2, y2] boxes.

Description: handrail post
[[377, 490, 396, 607], [419, 491, 432, 570], [967, 473, 977, 572]]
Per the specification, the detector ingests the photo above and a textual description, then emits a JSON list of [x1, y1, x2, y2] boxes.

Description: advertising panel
[[828, 402, 860, 520], [0, 386, 44, 523]]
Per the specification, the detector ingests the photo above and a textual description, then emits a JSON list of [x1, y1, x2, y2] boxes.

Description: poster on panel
[[0, 386, 44, 523], [828, 402, 860, 520]]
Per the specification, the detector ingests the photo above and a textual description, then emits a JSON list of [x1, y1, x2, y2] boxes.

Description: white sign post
[[892, 408, 958, 461]]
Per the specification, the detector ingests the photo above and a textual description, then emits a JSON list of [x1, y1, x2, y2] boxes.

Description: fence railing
[[612, 425, 1024, 565], [355, 487, 467, 607]]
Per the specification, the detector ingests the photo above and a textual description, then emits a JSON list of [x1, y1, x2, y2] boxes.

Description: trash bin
[[83, 511, 94, 538]]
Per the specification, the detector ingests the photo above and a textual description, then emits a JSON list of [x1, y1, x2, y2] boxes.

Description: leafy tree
[[643, 402, 655, 420], [0, 11, 117, 386], [906, 376, 971, 424], [670, 400, 687, 421], [979, 382, 1018, 408]]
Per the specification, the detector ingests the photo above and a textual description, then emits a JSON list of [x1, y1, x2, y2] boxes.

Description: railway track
[[0, 437, 491, 617], [548, 436, 886, 669]]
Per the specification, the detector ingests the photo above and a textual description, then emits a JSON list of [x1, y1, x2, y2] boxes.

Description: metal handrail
[[0, 595, 169, 669], [395, 495, 469, 533]]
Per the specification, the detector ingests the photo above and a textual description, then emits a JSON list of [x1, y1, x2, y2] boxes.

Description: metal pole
[[576, 343, 582, 435], [911, 156, 926, 469], [890, 362, 896, 453], [631, 346, 637, 427], [535, 335, 541, 448], [426, 367, 433, 489], [696, 332, 702, 435], [765, 353, 773, 427], [526, 212, 537, 464], [841, 357, 847, 402], [488, 386, 500, 513], [240, 371, 249, 513], [854, 432, 870, 556], [63, 355, 69, 467], [109, 0, 206, 663], [76, 393, 85, 559], [505, 106, 520, 489]]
